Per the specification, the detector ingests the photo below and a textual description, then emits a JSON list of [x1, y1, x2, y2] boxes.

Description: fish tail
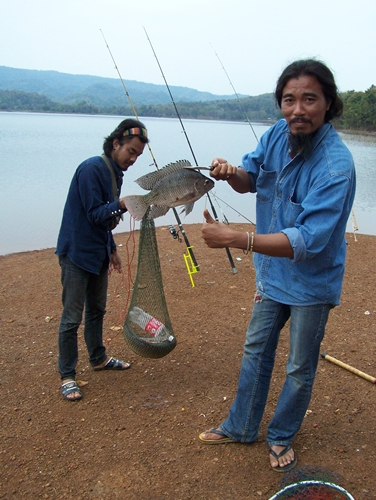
[[122, 195, 149, 221]]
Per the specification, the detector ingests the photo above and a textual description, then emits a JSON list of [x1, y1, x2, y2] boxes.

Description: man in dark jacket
[[56, 118, 148, 401]]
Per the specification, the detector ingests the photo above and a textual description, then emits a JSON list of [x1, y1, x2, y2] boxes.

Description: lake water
[[0, 112, 375, 256]]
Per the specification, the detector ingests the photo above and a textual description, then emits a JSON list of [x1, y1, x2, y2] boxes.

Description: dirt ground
[[1, 223, 375, 500]]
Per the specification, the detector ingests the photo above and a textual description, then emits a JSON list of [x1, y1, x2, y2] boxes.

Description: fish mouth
[[202, 178, 214, 191]]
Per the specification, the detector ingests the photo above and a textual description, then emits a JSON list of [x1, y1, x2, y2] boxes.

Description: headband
[[123, 127, 148, 138]]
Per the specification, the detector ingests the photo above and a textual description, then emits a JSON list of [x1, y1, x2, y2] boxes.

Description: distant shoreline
[[0, 226, 371, 259], [339, 128, 376, 137], [1, 110, 375, 136]]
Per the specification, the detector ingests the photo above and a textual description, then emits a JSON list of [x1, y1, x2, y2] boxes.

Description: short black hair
[[103, 118, 149, 155], [275, 59, 343, 122]]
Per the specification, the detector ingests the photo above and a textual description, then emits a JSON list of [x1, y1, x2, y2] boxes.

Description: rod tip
[[320, 353, 326, 358]]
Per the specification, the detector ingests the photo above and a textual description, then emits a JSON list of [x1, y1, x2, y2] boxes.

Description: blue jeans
[[58, 254, 109, 380], [221, 293, 332, 447]]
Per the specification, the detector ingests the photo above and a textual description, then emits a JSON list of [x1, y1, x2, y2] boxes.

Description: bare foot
[[269, 445, 295, 469], [94, 356, 112, 369], [198, 427, 235, 444], [61, 379, 82, 400], [200, 429, 225, 441], [93, 356, 130, 370]]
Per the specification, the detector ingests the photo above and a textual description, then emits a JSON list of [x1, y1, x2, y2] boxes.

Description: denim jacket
[[56, 155, 125, 274], [241, 119, 356, 305]]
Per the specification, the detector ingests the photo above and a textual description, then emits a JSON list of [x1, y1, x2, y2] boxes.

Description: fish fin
[[135, 159, 192, 190], [148, 205, 170, 219], [122, 194, 149, 221], [180, 202, 195, 217]]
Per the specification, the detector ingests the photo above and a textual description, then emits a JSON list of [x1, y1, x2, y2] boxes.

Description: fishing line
[[100, 29, 200, 273], [210, 43, 259, 144], [211, 192, 255, 225], [214, 195, 229, 224], [143, 27, 238, 274]]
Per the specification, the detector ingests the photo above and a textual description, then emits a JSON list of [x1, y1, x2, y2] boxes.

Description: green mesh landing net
[[269, 481, 354, 499], [269, 466, 355, 500], [123, 210, 176, 358]]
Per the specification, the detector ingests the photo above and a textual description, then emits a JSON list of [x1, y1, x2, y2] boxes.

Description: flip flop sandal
[[269, 444, 297, 472], [61, 380, 82, 401], [199, 427, 236, 444], [93, 356, 131, 371]]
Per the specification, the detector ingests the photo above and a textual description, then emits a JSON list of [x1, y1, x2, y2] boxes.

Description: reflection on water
[[0, 112, 375, 255]]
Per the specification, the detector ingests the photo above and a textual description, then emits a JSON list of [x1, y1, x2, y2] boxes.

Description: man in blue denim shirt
[[198, 60, 356, 472], [56, 119, 148, 401]]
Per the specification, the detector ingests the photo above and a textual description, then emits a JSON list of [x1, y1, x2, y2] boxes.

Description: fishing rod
[[143, 27, 238, 274], [100, 29, 200, 276], [211, 43, 259, 144]]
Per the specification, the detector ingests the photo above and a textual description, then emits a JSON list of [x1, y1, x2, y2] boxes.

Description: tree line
[[338, 85, 376, 130], [1, 86, 375, 132]]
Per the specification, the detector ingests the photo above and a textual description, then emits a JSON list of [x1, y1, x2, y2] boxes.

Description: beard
[[288, 132, 316, 160]]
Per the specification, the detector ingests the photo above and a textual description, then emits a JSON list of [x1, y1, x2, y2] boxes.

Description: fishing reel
[[169, 225, 179, 240]]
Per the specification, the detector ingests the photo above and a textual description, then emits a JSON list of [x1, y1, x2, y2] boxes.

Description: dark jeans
[[58, 254, 109, 380]]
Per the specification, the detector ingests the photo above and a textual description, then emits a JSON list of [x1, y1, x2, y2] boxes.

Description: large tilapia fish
[[123, 160, 214, 221]]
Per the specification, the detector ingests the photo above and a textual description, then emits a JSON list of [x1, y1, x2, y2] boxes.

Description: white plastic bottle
[[129, 306, 171, 341]]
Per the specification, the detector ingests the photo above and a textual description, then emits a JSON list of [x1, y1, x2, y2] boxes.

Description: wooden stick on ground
[[321, 353, 376, 384]]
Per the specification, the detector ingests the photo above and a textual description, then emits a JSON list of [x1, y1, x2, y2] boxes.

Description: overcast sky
[[1, 0, 375, 97]]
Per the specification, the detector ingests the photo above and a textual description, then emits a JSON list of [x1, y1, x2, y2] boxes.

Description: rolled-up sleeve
[[281, 227, 307, 263]]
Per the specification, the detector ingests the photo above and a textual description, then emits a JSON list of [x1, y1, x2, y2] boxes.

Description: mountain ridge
[[0, 66, 243, 107]]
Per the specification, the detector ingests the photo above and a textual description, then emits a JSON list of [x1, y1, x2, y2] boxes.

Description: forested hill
[[0, 88, 278, 123], [0, 66, 375, 131], [0, 66, 241, 106], [0, 65, 278, 122]]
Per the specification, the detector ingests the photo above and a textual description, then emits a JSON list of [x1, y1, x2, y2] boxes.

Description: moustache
[[289, 117, 312, 125]]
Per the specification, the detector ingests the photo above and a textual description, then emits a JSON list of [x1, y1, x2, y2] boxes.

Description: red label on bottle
[[145, 317, 163, 336]]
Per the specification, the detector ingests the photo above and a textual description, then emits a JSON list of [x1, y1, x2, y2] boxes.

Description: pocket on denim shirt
[[284, 197, 304, 227], [255, 165, 277, 204]]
